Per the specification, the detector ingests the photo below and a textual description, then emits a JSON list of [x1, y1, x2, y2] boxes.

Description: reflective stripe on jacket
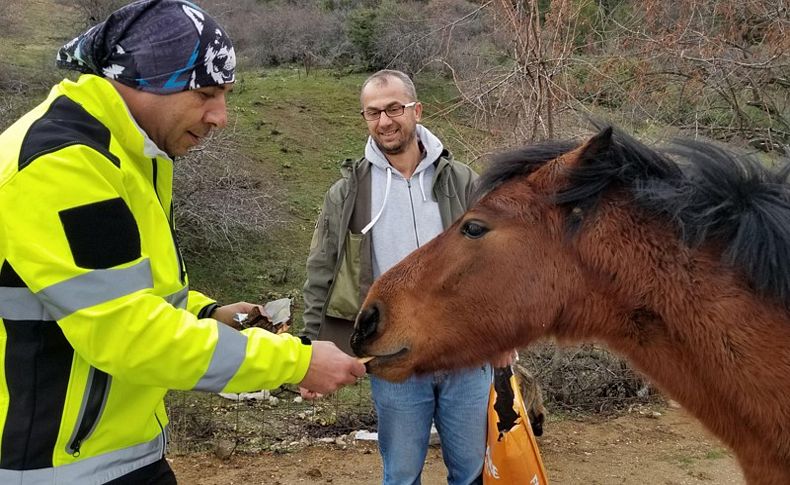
[[0, 74, 312, 482]]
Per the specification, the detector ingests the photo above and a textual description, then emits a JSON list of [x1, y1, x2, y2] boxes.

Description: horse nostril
[[356, 304, 380, 340]]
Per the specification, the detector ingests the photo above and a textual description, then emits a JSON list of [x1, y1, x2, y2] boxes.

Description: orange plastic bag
[[483, 367, 549, 484]]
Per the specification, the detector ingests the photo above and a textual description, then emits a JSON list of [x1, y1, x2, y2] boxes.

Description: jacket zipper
[[152, 158, 186, 284], [406, 180, 421, 247], [66, 367, 110, 456], [155, 412, 167, 458], [168, 204, 187, 284]]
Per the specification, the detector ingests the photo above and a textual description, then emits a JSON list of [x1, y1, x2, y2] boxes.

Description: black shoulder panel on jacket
[[0, 261, 25, 287], [18, 95, 121, 171], [59, 197, 141, 269]]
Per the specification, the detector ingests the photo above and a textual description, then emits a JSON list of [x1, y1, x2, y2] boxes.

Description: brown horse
[[350, 126, 790, 484]]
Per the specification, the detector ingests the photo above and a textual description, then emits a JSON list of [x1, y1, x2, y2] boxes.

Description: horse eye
[[461, 221, 488, 239]]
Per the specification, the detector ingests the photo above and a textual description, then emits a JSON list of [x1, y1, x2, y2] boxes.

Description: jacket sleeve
[[187, 290, 218, 318], [0, 147, 311, 393], [301, 188, 342, 340]]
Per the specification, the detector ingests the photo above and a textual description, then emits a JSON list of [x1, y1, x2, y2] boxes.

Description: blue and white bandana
[[56, 0, 235, 93]]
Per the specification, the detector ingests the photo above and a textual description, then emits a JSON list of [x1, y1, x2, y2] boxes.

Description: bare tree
[[438, 0, 583, 143], [441, 0, 789, 150], [620, 0, 790, 148]]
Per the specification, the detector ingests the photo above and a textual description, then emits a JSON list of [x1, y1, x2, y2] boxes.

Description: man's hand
[[299, 341, 366, 396], [298, 386, 323, 400], [212, 302, 265, 328]]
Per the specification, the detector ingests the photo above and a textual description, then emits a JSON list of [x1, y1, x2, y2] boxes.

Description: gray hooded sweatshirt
[[364, 124, 445, 278]]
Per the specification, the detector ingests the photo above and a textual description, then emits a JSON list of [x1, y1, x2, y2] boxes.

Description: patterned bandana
[[56, 0, 235, 93]]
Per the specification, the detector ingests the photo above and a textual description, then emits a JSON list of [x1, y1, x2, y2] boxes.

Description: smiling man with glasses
[[302, 69, 516, 485], [360, 80, 423, 175]]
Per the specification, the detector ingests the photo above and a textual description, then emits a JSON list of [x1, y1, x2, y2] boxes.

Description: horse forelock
[[477, 123, 790, 308]]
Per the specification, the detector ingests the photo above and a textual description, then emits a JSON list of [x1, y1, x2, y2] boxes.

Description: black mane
[[476, 125, 790, 307]]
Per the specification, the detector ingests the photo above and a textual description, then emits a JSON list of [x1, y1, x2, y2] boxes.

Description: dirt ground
[[170, 405, 744, 484]]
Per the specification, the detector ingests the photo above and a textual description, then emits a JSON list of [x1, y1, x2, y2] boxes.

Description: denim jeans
[[370, 365, 492, 485]]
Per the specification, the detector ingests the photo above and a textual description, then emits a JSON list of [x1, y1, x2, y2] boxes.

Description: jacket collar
[[56, 74, 171, 162]]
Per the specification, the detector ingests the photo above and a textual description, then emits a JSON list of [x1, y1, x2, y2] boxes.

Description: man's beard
[[375, 129, 416, 155]]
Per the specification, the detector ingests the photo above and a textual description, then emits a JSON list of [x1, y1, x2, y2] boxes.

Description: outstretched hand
[[299, 341, 366, 396]]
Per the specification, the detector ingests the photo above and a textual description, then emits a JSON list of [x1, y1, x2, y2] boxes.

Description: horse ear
[[529, 125, 614, 193], [576, 126, 614, 166]]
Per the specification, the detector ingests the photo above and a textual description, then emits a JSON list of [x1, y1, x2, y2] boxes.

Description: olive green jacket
[[302, 151, 477, 354]]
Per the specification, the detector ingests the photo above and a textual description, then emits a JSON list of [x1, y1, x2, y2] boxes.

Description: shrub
[[174, 126, 286, 257], [211, 0, 350, 69]]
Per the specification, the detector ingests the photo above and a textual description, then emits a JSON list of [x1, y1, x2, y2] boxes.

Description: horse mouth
[[364, 347, 409, 366]]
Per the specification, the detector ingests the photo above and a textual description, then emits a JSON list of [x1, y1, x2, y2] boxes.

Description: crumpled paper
[[232, 297, 292, 333]]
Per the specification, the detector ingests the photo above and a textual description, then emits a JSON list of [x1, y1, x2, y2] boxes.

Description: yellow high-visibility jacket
[[0, 74, 312, 484]]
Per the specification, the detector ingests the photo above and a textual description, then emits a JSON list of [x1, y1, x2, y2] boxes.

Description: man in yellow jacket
[[0, 1, 365, 483]]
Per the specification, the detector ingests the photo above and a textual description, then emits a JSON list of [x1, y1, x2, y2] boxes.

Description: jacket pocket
[[326, 232, 364, 321], [66, 366, 111, 456]]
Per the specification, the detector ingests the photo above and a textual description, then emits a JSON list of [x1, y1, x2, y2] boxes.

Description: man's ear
[[414, 101, 423, 122]]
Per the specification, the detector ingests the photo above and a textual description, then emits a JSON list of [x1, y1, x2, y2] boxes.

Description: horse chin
[[365, 347, 413, 382], [368, 363, 414, 382]]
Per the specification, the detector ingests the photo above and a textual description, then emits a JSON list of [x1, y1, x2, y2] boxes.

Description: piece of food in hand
[[238, 306, 268, 328], [236, 298, 292, 334], [357, 356, 375, 364]]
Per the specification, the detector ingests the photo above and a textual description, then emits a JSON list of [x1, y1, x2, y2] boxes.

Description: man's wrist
[[199, 302, 220, 319]]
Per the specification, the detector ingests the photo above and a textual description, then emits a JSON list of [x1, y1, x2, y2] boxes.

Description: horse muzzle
[[350, 303, 380, 356]]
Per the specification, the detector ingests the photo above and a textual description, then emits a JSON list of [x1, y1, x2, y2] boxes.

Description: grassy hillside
[[0, 1, 81, 123], [0, 1, 79, 71]]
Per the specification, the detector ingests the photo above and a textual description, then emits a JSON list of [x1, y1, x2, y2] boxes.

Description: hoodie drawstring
[[418, 170, 427, 202], [362, 167, 392, 234]]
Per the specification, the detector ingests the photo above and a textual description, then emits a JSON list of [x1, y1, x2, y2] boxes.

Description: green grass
[[668, 446, 729, 472], [704, 449, 728, 460], [0, 1, 80, 79], [0, 1, 84, 130]]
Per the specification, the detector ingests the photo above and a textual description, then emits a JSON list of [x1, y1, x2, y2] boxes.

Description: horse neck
[[561, 199, 790, 470], [567, 199, 789, 367]]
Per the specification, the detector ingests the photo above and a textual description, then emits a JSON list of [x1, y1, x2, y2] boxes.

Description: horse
[[350, 125, 790, 484]]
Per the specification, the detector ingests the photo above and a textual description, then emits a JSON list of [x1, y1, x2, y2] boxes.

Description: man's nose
[[377, 110, 394, 127], [204, 94, 228, 129]]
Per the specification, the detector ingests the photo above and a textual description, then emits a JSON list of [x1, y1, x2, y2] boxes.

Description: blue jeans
[[370, 365, 492, 485]]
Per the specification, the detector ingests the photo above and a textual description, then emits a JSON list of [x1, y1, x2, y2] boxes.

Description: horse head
[[351, 128, 622, 381]]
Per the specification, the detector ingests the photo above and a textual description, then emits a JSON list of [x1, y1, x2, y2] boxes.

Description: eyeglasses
[[361, 101, 417, 121]]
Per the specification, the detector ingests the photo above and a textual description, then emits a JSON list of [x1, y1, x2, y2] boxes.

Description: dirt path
[[171, 406, 744, 484]]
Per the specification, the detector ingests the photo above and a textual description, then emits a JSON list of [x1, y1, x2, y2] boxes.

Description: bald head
[[360, 70, 417, 105]]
